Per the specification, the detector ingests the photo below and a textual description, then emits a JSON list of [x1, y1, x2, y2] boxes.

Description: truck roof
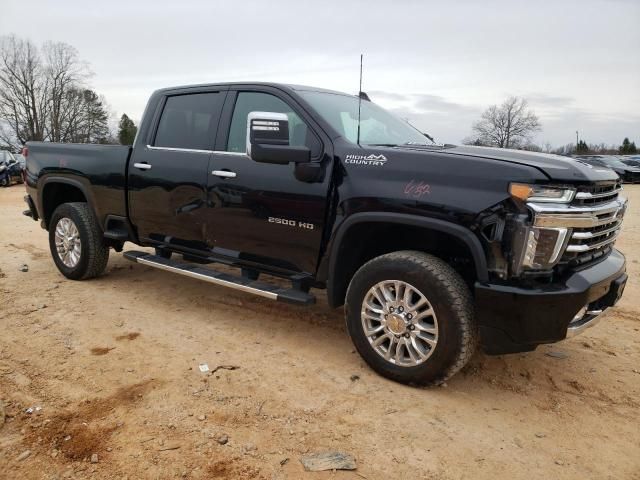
[[153, 82, 355, 98]]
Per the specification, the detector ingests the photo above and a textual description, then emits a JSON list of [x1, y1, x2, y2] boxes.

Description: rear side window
[[154, 92, 224, 150]]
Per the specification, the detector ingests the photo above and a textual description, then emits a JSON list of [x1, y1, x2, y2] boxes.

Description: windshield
[[299, 91, 430, 146]]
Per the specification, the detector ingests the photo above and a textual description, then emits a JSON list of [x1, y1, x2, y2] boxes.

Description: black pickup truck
[[23, 82, 628, 385]]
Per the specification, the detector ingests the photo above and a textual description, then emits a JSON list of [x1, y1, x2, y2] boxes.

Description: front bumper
[[475, 249, 627, 354]]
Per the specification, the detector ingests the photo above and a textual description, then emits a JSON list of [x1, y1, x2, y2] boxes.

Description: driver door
[[205, 89, 331, 274]]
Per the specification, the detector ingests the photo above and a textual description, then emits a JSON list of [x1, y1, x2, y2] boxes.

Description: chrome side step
[[123, 251, 315, 305]]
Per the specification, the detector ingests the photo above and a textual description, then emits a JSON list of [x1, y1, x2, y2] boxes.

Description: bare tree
[[0, 35, 109, 150], [521, 143, 542, 152], [0, 35, 48, 148], [69, 89, 110, 143], [552, 143, 576, 156], [470, 97, 541, 149], [42, 41, 88, 143]]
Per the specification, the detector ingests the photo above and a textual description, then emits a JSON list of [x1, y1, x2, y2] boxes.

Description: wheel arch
[[324, 213, 488, 308], [39, 177, 97, 230]]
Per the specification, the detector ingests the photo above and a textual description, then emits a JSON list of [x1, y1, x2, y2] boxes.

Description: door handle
[[134, 163, 152, 170], [212, 170, 237, 178]]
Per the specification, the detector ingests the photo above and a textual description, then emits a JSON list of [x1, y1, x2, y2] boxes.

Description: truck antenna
[[357, 54, 363, 146]]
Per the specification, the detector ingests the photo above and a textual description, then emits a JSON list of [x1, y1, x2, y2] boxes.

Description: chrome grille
[[573, 182, 622, 207], [528, 184, 627, 267]]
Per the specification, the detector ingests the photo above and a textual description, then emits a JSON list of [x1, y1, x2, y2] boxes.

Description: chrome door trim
[[214, 151, 247, 157], [146, 145, 212, 154], [146, 145, 247, 157]]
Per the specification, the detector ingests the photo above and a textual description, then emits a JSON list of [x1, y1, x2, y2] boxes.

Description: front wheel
[[345, 251, 477, 386], [49, 202, 109, 280]]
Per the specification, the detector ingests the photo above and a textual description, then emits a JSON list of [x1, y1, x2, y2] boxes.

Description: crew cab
[[23, 82, 628, 385]]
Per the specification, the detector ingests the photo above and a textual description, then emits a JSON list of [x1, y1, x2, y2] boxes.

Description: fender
[[38, 175, 100, 229], [323, 212, 489, 307]]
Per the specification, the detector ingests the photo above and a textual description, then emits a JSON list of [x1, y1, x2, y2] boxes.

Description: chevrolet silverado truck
[[23, 83, 628, 385]]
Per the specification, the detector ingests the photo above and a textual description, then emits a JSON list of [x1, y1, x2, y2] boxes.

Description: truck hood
[[438, 145, 619, 183]]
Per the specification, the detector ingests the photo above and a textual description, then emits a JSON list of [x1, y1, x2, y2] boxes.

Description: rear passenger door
[[128, 89, 227, 251]]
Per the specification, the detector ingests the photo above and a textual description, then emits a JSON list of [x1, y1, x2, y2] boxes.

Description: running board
[[123, 251, 315, 305]]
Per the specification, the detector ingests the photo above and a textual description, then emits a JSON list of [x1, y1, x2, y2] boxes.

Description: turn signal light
[[509, 183, 575, 203]]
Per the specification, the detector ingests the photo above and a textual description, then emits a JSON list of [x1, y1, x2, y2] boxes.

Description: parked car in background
[[575, 155, 640, 183], [621, 155, 640, 168], [13, 153, 26, 169], [0, 150, 23, 187]]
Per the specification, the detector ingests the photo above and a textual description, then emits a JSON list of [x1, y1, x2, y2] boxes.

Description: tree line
[[0, 35, 137, 151], [464, 96, 636, 156], [1, 34, 635, 157]]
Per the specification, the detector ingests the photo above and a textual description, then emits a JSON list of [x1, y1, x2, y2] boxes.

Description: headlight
[[0, 165, 6, 173], [510, 183, 575, 203], [520, 227, 569, 269]]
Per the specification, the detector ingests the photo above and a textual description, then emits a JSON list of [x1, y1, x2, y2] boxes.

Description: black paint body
[[24, 82, 626, 354]]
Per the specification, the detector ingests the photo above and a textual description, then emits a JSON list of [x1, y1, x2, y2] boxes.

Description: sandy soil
[[0, 183, 639, 480]]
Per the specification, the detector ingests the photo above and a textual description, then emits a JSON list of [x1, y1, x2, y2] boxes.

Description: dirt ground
[[0, 184, 639, 480]]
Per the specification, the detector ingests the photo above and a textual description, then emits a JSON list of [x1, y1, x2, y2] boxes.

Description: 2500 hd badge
[[269, 217, 314, 230]]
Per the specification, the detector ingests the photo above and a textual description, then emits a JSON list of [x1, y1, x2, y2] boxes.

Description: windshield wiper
[[366, 143, 399, 147]]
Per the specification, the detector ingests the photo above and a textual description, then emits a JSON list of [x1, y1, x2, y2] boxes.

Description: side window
[[226, 92, 321, 157], [154, 92, 224, 150]]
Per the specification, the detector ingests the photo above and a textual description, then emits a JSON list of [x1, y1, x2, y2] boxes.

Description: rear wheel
[[49, 202, 109, 280], [345, 251, 477, 386]]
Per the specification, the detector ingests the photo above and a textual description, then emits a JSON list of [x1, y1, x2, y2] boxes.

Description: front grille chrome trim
[[528, 193, 627, 265], [532, 196, 627, 229], [571, 221, 622, 239], [574, 186, 623, 200], [529, 197, 626, 215], [534, 212, 621, 228], [565, 230, 621, 253]]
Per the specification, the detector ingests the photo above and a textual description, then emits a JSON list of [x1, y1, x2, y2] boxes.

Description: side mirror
[[246, 111, 310, 165]]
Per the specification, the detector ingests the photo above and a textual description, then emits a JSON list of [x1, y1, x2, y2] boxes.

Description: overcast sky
[[2, 0, 638, 147]]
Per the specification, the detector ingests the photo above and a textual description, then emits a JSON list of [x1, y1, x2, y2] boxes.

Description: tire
[[345, 250, 477, 386], [49, 202, 109, 280], [0, 177, 8, 187]]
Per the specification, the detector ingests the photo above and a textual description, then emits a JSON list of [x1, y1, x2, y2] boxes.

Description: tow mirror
[[246, 111, 310, 165]]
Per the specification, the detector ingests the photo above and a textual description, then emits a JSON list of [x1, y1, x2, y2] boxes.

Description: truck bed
[[26, 142, 132, 225]]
